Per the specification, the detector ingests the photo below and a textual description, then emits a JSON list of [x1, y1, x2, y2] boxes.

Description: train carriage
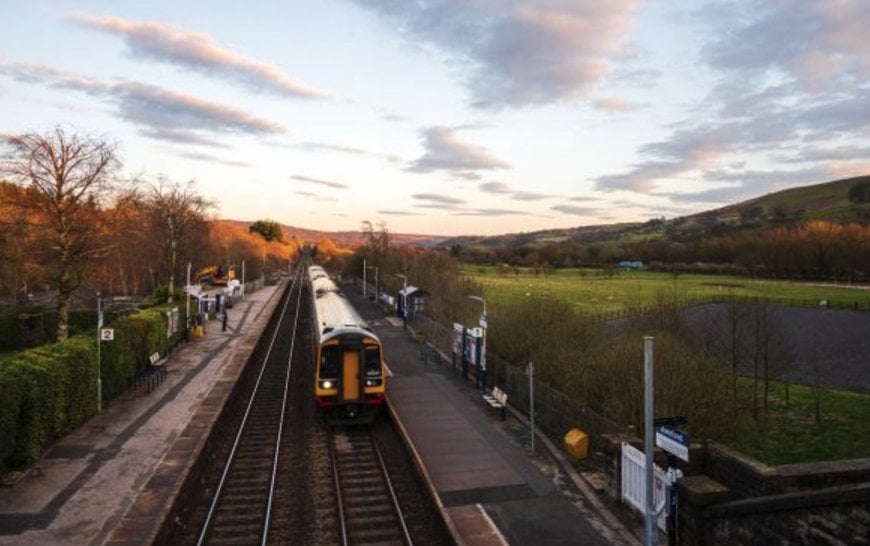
[[310, 265, 385, 422]]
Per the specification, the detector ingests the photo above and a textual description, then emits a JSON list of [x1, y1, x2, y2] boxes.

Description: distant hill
[[219, 176, 870, 253], [437, 175, 870, 249], [218, 220, 449, 250]]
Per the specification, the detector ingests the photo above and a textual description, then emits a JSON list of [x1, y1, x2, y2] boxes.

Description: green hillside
[[440, 175, 870, 250]]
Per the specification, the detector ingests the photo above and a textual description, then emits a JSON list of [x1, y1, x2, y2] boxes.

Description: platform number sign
[[100, 328, 114, 341]]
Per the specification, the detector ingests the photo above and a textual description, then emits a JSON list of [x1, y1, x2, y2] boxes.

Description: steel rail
[[196, 261, 305, 546], [372, 433, 414, 546], [261, 263, 304, 545], [330, 426, 414, 546]]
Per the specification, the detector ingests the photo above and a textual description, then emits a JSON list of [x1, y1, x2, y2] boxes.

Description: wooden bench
[[483, 387, 508, 420]]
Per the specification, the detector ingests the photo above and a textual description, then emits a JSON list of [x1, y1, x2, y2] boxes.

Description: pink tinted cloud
[[70, 13, 331, 99]]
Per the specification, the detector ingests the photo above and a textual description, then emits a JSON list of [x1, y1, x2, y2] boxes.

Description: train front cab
[[315, 331, 385, 422]]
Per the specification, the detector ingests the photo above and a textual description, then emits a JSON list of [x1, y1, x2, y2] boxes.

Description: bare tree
[[2, 127, 119, 341], [140, 178, 213, 299]]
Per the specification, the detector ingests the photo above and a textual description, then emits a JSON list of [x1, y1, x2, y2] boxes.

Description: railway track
[[195, 263, 306, 546], [331, 425, 413, 546]]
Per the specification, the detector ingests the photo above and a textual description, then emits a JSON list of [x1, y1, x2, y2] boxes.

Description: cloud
[[178, 151, 250, 168], [290, 174, 348, 189], [591, 96, 640, 113], [349, 0, 640, 108], [407, 126, 510, 175], [69, 13, 330, 99], [591, 3, 870, 201], [298, 141, 402, 163], [552, 204, 599, 215], [454, 208, 528, 216], [0, 61, 283, 143], [700, 2, 870, 93], [480, 181, 512, 194], [114, 81, 282, 134], [140, 128, 231, 148], [412, 193, 465, 205], [511, 191, 552, 201], [377, 209, 422, 216]]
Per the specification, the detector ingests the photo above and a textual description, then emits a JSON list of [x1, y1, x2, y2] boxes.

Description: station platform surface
[[346, 288, 641, 546], [0, 283, 282, 546]]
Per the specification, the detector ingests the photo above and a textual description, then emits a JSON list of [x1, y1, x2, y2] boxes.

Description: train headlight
[[320, 380, 334, 389], [365, 379, 382, 387]]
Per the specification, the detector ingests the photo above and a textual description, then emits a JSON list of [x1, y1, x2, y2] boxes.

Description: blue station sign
[[655, 425, 690, 462]]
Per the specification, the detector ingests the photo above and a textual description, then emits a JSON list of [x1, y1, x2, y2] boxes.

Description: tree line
[[452, 219, 870, 282], [0, 127, 299, 342]]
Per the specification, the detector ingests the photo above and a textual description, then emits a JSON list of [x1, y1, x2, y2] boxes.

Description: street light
[[366, 265, 378, 302], [468, 295, 487, 390], [96, 292, 103, 412], [395, 273, 407, 326]]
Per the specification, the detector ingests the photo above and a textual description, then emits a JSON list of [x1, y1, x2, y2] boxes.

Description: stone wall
[[603, 437, 870, 545]]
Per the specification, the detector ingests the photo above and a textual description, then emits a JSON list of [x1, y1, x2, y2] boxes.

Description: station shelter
[[396, 286, 430, 323]]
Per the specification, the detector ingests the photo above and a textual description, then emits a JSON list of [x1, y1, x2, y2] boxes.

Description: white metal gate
[[621, 442, 668, 531]]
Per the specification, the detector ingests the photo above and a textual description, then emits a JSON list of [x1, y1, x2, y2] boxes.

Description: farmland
[[466, 266, 870, 315], [464, 265, 870, 464]]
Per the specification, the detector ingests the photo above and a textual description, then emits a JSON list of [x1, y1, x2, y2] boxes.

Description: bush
[[0, 335, 97, 472], [0, 302, 186, 472]]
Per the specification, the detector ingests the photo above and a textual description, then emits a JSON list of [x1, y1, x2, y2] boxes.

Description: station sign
[[656, 425, 689, 462], [479, 313, 487, 328]]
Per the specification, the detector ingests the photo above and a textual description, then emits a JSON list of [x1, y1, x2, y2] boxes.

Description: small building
[[396, 286, 430, 322], [618, 260, 644, 270]]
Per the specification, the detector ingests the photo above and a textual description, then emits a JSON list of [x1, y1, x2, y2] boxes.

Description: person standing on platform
[[221, 308, 228, 332]]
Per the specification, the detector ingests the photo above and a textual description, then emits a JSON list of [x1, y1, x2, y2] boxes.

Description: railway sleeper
[[346, 503, 393, 517], [343, 475, 384, 488], [349, 514, 400, 528], [207, 522, 263, 539], [349, 526, 404, 544], [209, 511, 262, 526]]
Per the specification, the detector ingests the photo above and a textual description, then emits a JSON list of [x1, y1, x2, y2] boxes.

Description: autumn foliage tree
[[140, 178, 214, 298], [1, 127, 120, 341], [249, 219, 284, 242]]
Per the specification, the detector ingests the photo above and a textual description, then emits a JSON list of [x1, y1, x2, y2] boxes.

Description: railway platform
[[346, 288, 642, 546], [0, 282, 283, 546]]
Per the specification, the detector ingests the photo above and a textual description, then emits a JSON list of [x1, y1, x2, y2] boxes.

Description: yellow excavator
[[194, 264, 237, 286]]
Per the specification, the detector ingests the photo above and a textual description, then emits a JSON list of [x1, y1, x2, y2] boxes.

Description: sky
[[1, 1, 868, 236]]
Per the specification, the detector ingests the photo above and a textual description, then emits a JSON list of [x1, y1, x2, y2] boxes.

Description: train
[[309, 265, 386, 423]]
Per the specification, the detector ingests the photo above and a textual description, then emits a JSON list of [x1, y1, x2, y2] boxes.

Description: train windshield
[[321, 346, 340, 379], [364, 346, 381, 377]]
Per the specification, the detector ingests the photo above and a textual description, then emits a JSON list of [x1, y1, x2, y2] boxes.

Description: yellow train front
[[310, 266, 386, 423]]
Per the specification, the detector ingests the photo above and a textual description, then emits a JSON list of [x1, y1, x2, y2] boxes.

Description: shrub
[[0, 302, 186, 472]]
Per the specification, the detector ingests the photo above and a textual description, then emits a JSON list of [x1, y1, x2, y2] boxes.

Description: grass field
[[465, 265, 870, 464], [736, 380, 870, 464], [466, 266, 870, 315]]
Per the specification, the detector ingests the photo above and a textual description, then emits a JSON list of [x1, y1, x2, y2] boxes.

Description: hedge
[[0, 307, 98, 351], [0, 302, 186, 473]]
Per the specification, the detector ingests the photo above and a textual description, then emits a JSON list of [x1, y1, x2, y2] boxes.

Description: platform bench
[[483, 387, 508, 420]]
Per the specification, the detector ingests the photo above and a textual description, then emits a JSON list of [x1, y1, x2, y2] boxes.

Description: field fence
[[413, 314, 622, 461]]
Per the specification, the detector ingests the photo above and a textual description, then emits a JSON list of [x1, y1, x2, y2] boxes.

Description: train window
[[364, 346, 381, 377], [321, 346, 340, 379]]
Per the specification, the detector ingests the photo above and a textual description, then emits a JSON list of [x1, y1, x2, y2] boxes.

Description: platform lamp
[[467, 295, 487, 390], [395, 273, 407, 327], [367, 265, 378, 303]]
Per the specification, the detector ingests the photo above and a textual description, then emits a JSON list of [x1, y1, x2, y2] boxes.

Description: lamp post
[[96, 292, 103, 412], [395, 273, 407, 327], [363, 258, 367, 298], [468, 295, 487, 390], [367, 265, 378, 303]]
